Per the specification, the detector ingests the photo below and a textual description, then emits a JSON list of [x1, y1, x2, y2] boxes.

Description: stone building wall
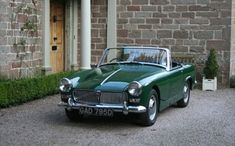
[[0, 0, 233, 87], [0, 0, 42, 79], [116, 0, 232, 87], [77, 0, 108, 66], [230, 1, 235, 80]]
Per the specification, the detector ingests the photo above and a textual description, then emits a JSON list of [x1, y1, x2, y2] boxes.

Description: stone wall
[[77, 0, 107, 66], [0, 0, 232, 87], [230, 1, 235, 80], [0, 0, 42, 79], [116, 0, 232, 87]]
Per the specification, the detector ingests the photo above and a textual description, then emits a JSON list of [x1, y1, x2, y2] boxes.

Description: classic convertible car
[[58, 47, 196, 126]]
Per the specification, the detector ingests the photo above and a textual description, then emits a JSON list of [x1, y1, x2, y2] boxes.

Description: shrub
[[0, 71, 75, 108], [203, 49, 219, 79], [0, 73, 9, 82]]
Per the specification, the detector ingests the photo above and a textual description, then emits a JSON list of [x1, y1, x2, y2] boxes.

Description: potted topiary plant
[[202, 49, 219, 91]]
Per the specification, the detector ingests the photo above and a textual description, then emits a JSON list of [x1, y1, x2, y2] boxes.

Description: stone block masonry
[[0, 0, 42, 79], [0, 0, 233, 87], [116, 0, 232, 87], [77, 0, 108, 65], [230, 1, 235, 80]]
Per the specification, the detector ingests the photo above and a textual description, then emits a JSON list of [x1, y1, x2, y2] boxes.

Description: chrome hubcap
[[148, 95, 157, 121], [183, 84, 189, 103]]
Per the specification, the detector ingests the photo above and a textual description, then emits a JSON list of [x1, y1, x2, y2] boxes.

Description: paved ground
[[0, 89, 235, 146]]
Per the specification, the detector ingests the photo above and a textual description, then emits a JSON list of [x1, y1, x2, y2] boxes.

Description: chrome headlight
[[128, 81, 142, 96], [59, 78, 72, 92]]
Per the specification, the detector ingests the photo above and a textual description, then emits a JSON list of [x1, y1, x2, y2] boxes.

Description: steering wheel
[[109, 58, 122, 63]]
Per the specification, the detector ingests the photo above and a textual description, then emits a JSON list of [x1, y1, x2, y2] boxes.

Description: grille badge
[[96, 90, 101, 103]]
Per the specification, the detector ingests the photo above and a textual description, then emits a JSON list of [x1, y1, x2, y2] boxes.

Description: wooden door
[[50, 0, 65, 73]]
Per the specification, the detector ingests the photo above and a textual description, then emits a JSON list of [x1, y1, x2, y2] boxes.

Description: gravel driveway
[[0, 89, 235, 146]]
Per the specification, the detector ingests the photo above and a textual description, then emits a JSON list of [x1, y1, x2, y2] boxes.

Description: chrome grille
[[100, 92, 126, 104], [73, 90, 98, 103], [73, 90, 126, 104]]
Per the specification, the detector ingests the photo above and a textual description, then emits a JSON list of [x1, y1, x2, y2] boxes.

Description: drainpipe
[[80, 0, 91, 69], [42, 0, 51, 74], [107, 0, 117, 48]]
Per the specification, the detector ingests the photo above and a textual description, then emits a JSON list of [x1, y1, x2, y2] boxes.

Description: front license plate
[[78, 107, 113, 117]]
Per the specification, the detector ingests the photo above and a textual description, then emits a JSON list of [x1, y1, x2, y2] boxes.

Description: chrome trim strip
[[100, 68, 121, 85], [166, 49, 171, 71], [58, 100, 146, 113]]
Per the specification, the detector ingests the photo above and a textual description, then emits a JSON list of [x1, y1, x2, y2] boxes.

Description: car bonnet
[[76, 64, 164, 91]]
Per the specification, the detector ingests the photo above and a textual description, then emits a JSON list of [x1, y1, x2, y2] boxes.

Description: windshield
[[98, 47, 169, 68]]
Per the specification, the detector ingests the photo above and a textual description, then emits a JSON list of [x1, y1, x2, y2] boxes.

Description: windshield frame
[[98, 47, 171, 71]]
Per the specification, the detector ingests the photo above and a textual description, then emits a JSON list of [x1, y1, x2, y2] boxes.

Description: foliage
[[230, 75, 235, 88], [0, 71, 75, 108], [10, 0, 40, 78], [203, 49, 219, 79], [0, 74, 9, 82]]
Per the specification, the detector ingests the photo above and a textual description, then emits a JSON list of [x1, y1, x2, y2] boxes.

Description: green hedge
[[0, 71, 75, 108]]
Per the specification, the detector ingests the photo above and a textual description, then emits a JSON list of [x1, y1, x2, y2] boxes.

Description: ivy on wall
[[9, 0, 40, 78]]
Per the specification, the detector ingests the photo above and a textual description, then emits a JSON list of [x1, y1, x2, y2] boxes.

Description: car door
[[168, 65, 184, 104]]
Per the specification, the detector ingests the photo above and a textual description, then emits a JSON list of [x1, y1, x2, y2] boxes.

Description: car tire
[[65, 109, 82, 121], [138, 89, 158, 126], [177, 81, 190, 108]]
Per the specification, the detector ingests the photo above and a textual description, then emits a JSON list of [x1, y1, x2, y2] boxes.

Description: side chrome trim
[[58, 98, 146, 114]]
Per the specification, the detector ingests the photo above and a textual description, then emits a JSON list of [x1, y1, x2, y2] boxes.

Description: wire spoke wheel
[[183, 83, 189, 103], [148, 95, 157, 121], [138, 90, 158, 126], [177, 81, 190, 108]]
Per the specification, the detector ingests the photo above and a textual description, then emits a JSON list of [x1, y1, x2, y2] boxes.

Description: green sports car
[[58, 47, 196, 126]]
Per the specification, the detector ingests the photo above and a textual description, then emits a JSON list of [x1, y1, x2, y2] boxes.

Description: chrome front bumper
[[58, 98, 146, 115]]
